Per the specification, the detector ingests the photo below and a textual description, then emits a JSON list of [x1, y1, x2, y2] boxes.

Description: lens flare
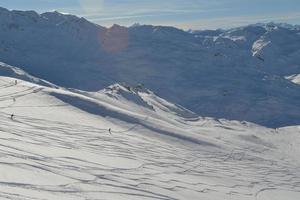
[[102, 25, 129, 54]]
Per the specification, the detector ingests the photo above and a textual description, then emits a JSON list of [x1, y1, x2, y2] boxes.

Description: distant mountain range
[[0, 7, 300, 127]]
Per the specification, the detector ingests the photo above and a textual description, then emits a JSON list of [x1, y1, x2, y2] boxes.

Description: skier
[[108, 128, 112, 135], [13, 98, 16, 102], [14, 80, 17, 85], [10, 114, 14, 120], [223, 90, 229, 96]]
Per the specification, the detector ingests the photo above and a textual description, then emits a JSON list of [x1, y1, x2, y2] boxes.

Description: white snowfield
[[0, 74, 299, 200], [285, 74, 300, 85]]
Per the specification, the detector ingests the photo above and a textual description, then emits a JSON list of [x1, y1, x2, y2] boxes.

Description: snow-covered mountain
[[0, 71, 300, 199], [0, 6, 300, 200], [0, 7, 300, 127]]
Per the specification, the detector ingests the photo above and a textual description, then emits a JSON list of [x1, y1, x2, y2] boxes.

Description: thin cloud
[[19, 0, 300, 29], [176, 12, 300, 29], [80, 7, 227, 20]]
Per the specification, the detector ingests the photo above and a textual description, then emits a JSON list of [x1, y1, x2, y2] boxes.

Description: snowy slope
[[0, 61, 57, 88], [0, 75, 299, 200], [0, 7, 300, 127], [285, 74, 300, 85]]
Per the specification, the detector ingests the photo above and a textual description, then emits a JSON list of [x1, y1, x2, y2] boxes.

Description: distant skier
[[108, 128, 112, 135], [223, 90, 229, 96], [13, 98, 16, 102], [14, 80, 17, 85], [10, 114, 14, 120]]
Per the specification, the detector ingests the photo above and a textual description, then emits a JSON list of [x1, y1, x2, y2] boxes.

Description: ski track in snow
[[0, 78, 299, 200]]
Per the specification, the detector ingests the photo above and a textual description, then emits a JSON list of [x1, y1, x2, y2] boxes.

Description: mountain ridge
[[0, 7, 300, 127]]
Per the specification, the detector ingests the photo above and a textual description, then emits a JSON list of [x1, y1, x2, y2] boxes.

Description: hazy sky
[[0, 0, 300, 30]]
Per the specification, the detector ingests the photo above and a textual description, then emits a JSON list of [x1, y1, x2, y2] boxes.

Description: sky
[[0, 0, 300, 30]]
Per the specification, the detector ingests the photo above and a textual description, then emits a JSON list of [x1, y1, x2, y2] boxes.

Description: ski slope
[[0, 76, 299, 200]]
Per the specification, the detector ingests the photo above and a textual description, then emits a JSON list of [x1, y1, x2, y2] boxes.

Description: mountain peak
[[41, 11, 88, 25], [0, 6, 9, 13], [103, 83, 150, 100], [0, 7, 101, 29], [110, 24, 126, 29], [251, 22, 300, 30]]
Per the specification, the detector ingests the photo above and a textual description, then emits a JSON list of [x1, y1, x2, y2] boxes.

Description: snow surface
[[0, 7, 300, 127], [0, 62, 57, 88], [0, 7, 299, 199], [285, 74, 300, 85], [0, 75, 299, 200]]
